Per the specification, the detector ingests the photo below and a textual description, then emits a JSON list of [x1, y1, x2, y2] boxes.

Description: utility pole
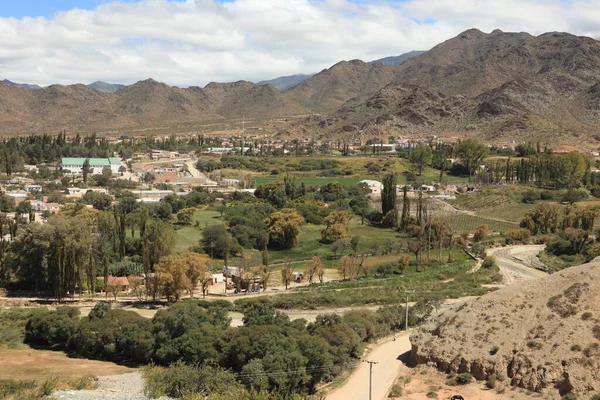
[[363, 360, 378, 400], [405, 289, 415, 331]]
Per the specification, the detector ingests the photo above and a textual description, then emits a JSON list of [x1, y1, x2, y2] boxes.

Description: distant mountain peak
[[2, 79, 42, 90], [87, 81, 126, 93]]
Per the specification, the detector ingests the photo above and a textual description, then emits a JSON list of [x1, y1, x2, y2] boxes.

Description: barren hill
[[0, 78, 307, 134], [410, 260, 600, 397], [287, 59, 399, 111]]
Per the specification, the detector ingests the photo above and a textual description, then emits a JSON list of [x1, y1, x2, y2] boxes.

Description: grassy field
[[215, 155, 469, 188], [235, 251, 501, 309], [174, 208, 221, 253]]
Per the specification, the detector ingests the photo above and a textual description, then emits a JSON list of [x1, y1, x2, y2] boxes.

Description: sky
[[1, 0, 600, 87]]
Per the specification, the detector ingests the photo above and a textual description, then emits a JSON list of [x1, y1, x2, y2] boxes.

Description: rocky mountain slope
[[3, 28, 600, 142], [410, 260, 600, 397], [256, 74, 314, 90], [286, 60, 399, 111], [0, 78, 307, 134], [317, 29, 600, 144], [370, 50, 426, 66]]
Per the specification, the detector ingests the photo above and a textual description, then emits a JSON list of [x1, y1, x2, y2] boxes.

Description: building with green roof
[[61, 157, 122, 175]]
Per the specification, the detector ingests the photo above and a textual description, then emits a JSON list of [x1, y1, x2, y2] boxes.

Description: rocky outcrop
[[410, 261, 600, 397]]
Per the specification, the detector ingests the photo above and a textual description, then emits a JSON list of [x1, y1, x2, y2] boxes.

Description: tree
[[473, 224, 488, 243], [177, 207, 195, 225], [457, 139, 488, 180], [409, 144, 433, 176], [82, 158, 92, 183], [154, 252, 209, 301], [431, 216, 449, 261], [265, 208, 304, 249], [338, 255, 356, 280], [397, 254, 409, 274], [381, 174, 397, 219], [154, 201, 173, 220], [280, 263, 293, 290], [305, 256, 323, 284], [321, 211, 351, 243], [200, 224, 238, 259], [350, 236, 361, 256]]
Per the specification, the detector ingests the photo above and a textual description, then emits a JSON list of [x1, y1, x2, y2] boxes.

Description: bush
[[482, 257, 497, 269], [486, 375, 497, 389], [143, 363, 241, 398], [24, 307, 80, 347], [447, 372, 473, 385], [506, 228, 531, 243], [388, 383, 402, 397]]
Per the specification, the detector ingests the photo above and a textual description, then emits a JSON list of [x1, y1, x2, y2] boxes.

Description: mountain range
[[2, 29, 600, 145]]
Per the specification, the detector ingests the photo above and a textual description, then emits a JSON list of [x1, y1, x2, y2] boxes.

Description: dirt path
[[327, 245, 549, 400], [326, 332, 411, 400], [488, 245, 547, 285], [51, 372, 165, 400]]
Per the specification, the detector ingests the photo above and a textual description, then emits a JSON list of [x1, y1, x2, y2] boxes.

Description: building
[[358, 180, 383, 195], [24, 185, 42, 192], [61, 158, 122, 175], [131, 190, 175, 201]]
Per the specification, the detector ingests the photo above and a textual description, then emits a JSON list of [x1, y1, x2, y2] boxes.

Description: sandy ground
[[0, 348, 133, 381], [326, 332, 411, 400], [488, 245, 547, 285]]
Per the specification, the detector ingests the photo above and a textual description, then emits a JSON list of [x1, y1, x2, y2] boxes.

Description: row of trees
[[24, 298, 432, 397]]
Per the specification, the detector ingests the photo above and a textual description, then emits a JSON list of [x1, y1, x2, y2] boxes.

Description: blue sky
[[0, 0, 137, 18]]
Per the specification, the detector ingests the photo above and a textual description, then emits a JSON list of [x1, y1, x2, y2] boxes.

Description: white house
[[24, 185, 42, 192], [60, 158, 121, 175], [359, 180, 383, 195]]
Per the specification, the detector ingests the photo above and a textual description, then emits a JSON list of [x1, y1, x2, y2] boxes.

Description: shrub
[[447, 372, 472, 385], [561, 394, 577, 400], [506, 228, 531, 243], [143, 363, 241, 398], [581, 312, 593, 320], [489, 345, 499, 355], [24, 307, 80, 347], [486, 375, 497, 389], [426, 390, 438, 398], [473, 224, 489, 243], [482, 257, 497, 269], [388, 383, 402, 398]]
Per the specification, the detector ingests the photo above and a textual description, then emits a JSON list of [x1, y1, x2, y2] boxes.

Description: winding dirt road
[[487, 245, 547, 285], [326, 245, 548, 400]]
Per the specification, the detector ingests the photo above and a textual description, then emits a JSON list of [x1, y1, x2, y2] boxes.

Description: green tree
[[381, 174, 397, 226], [321, 211, 351, 243], [408, 144, 432, 176], [177, 207, 195, 225], [82, 158, 92, 183], [457, 139, 488, 180]]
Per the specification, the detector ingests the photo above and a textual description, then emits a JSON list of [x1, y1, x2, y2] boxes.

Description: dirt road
[[487, 245, 547, 285], [326, 332, 411, 400], [327, 245, 548, 400], [185, 159, 216, 184]]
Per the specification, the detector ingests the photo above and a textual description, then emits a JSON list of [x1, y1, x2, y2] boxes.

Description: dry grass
[[0, 348, 134, 381]]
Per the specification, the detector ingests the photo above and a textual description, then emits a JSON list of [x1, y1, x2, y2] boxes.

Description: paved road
[[326, 332, 411, 400], [487, 245, 547, 285]]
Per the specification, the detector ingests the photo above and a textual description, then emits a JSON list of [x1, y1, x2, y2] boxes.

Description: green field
[[174, 208, 222, 253], [449, 213, 517, 233], [235, 251, 502, 309]]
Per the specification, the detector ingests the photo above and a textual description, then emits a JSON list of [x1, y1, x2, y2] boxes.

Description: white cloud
[[0, 0, 598, 87]]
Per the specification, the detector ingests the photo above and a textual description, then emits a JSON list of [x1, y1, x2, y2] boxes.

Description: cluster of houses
[[358, 179, 456, 200]]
